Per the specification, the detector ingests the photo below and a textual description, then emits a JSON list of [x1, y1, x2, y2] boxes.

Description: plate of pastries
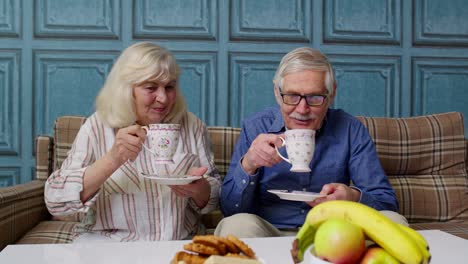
[[171, 234, 263, 264]]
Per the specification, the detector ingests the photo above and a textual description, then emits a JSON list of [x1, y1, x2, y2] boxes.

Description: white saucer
[[267, 189, 325, 202], [141, 173, 202, 185], [303, 245, 333, 264]]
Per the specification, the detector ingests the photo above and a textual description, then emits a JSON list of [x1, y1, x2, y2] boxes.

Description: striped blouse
[[44, 112, 221, 242]]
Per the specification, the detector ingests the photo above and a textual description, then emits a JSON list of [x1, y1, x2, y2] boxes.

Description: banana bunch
[[291, 200, 431, 264]]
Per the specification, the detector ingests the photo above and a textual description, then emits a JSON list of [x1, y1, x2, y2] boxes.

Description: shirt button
[[250, 182, 254, 186], [301, 210, 305, 214], [242, 179, 247, 184], [302, 188, 307, 191], [235, 204, 239, 207]]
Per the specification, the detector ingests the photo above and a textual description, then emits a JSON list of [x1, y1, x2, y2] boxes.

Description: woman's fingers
[[170, 185, 191, 197], [187, 166, 208, 176]]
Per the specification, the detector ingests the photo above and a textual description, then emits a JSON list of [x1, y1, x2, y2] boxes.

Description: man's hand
[[307, 183, 361, 207], [241, 133, 284, 175], [170, 167, 211, 208]]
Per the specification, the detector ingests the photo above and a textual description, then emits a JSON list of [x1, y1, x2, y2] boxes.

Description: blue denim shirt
[[220, 106, 398, 229]]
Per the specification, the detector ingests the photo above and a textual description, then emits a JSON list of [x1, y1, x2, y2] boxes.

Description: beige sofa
[[1, 112, 467, 251]]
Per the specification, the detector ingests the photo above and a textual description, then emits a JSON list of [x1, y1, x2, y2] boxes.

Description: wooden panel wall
[[0, 0, 467, 186]]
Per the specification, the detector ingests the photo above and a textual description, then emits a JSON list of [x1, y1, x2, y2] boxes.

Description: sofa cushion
[[357, 112, 466, 175], [52, 117, 242, 181], [53, 116, 87, 171], [207, 127, 241, 179], [390, 174, 468, 222], [49, 119, 240, 227], [16, 221, 76, 244], [410, 221, 468, 240], [357, 112, 468, 223], [35, 136, 53, 181]]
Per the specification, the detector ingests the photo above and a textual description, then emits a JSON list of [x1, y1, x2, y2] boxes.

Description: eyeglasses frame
[[278, 91, 329, 106]]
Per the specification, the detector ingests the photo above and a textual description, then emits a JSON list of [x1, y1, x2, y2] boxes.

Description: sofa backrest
[[356, 112, 466, 176], [37, 113, 468, 223], [357, 112, 468, 223], [43, 116, 241, 179]]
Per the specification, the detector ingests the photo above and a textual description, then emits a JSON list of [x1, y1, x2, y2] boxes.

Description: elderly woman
[[44, 42, 220, 242]]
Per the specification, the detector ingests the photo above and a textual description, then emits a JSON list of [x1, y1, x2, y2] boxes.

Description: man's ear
[[274, 85, 282, 105]]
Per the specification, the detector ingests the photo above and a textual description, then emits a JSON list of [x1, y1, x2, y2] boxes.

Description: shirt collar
[[267, 106, 286, 134], [268, 106, 329, 135]]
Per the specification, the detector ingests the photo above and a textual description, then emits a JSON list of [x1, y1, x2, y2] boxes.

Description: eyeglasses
[[279, 92, 328, 106]]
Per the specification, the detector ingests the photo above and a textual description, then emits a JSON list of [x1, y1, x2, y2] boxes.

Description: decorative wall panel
[[34, 51, 117, 135], [0, 0, 468, 186], [413, 58, 468, 134], [414, 0, 468, 46], [0, 50, 19, 155], [324, 0, 401, 44], [229, 53, 283, 127], [0, 167, 19, 187], [0, 0, 20, 37], [35, 0, 120, 39], [230, 0, 309, 41], [175, 53, 217, 125], [134, 0, 217, 40], [330, 55, 400, 117]]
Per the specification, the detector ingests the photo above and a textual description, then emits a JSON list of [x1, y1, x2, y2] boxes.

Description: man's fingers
[[320, 184, 333, 195], [272, 134, 285, 148]]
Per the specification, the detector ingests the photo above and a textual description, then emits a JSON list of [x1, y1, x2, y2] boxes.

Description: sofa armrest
[[465, 139, 468, 174], [0, 180, 50, 250]]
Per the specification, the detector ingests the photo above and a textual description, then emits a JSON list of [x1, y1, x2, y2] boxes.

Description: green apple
[[360, 246, 400, 264], [314, 218, 365, 264]]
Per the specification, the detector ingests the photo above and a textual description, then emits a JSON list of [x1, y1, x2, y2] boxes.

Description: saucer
[[267, 189, 325, 202], [141, 173, 202, 185], [303, 245, 333, 264]]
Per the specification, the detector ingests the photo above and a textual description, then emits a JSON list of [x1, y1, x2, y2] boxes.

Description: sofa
[[1, 112, 467, 251]]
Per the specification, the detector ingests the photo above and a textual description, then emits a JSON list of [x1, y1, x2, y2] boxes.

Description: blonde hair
[[96, 42, 186, 128], [273, 47, 335, 95]]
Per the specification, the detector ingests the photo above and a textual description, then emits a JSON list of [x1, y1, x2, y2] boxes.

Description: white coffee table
[[0, 230, 466, 263]]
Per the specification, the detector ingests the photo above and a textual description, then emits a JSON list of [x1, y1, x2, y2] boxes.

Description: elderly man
[[215, 47, 407, 238]]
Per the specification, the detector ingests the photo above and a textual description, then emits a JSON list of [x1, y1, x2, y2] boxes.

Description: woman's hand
[[107, 125, 147, 167], [81, 125, 146, 202], [169, 167, 211, 208]]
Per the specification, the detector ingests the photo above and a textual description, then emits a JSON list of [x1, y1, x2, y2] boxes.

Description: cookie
[[226, 235, 256, 258], [193, 235, 227, 255], [171, 251, 207, 264], [184, 242, 221, 256], [215, 236, 239, 254]]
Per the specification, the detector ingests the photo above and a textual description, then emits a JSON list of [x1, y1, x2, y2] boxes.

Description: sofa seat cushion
[[16, 221, 77, 245], [389, 174, 468, 223], [410, 221, 468, 240]]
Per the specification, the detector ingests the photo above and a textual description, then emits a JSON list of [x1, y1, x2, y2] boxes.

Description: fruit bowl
[[303, 245, 333, 264]]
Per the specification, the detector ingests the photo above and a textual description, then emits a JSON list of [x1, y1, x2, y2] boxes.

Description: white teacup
[[142, 124, 180, 164], [275, 129, 315, 172]]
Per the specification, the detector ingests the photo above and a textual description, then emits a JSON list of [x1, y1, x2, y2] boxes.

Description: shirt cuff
[[349, 186, 363, 203], [239, 156, 260, 176]]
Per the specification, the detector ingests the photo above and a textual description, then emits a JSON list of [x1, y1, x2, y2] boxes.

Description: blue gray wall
[[1, 0, 468, 186]]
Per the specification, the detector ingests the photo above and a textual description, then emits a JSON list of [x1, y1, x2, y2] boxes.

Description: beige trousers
[[214, 211, 409, 238]]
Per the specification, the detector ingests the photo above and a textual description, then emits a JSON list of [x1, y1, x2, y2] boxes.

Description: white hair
[[95, 42, 186, 128], [273, 47, 336, 95]]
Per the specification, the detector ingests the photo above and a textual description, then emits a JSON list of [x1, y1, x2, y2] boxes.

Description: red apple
[[360, 246, 400, 264], [314, 218, 366, 264]]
